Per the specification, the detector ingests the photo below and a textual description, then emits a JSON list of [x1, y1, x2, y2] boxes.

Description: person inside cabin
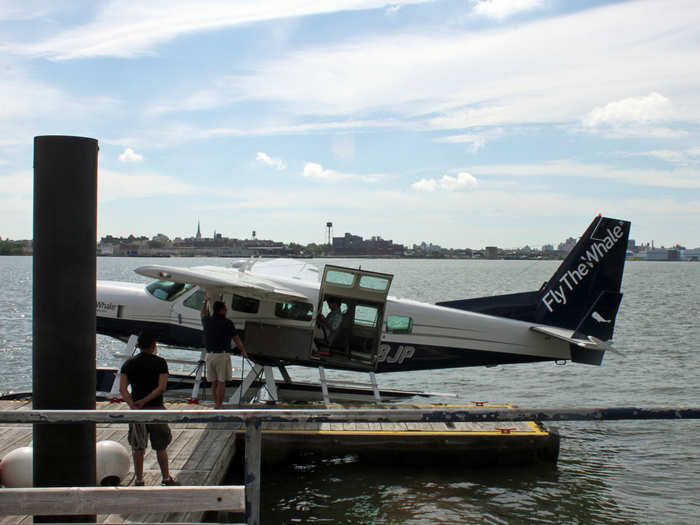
[[200, 297, 249, 409], [317, 297, 344, 343], [119, 329, 179, 486]]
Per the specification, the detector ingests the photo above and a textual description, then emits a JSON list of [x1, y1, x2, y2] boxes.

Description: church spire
[[196, 219, 201, 240]]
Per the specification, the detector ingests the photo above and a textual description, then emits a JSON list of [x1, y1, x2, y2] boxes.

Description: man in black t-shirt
[[200, 298, 248, 408], [120, 330, 179, 486]]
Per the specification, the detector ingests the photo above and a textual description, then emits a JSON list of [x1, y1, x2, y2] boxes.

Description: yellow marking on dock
[[259, 429, 547, 436]]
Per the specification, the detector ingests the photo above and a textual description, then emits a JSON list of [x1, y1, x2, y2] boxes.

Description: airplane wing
[[530, 325, 623, 355], [135, 265, 310, 303]]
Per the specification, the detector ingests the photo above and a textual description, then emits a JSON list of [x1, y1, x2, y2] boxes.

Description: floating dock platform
[[0, 400, 558, 523]]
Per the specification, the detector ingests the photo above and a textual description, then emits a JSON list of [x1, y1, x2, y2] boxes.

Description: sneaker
[[161, 477, 180, 486], [134, 479, 145, 487]]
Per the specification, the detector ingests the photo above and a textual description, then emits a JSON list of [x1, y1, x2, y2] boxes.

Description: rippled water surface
[[1, 256, 699, 523]]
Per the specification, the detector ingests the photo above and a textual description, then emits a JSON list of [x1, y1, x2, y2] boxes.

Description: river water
[[1, 256, 698, 523]]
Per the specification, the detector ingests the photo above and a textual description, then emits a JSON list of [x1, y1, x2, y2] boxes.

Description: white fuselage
[[96, 259, 572, 373]]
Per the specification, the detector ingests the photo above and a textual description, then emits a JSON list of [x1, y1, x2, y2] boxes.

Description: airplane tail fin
[[437, 216, 630, 358], [534, 215, 629, 340]]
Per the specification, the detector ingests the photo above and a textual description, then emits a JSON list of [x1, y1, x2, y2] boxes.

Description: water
[[1, 256, 699, 523]]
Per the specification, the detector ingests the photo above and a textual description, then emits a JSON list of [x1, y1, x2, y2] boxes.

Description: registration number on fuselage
[[376, 343, 415, 364]]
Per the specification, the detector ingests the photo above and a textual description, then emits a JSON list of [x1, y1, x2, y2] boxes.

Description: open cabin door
[[315, 265, 393, 371]]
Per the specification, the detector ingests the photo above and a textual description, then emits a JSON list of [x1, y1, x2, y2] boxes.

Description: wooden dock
[[0, 400, 559, 523], [0, 400, 238, 523]]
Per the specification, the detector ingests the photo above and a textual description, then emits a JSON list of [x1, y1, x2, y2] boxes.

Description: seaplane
[[96, 215, 630, 403]]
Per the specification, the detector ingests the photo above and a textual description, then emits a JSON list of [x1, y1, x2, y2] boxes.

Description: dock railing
[[1, 406, 699, 524]]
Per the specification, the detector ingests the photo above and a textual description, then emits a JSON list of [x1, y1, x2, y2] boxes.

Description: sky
[[1, 0, 699, 249]]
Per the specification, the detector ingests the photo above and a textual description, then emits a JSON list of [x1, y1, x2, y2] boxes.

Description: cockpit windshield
[[146, 280, 193, 301]]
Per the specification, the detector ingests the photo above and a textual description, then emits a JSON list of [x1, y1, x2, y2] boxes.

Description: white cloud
[[7, 0, 433, 60], [412, 172, 479, 192], [118, 147, 143, 163], [411, 178, 437, 192], [616, 147, 700, 165], [105, 120, 400, 150], [434, 133, 487, 152], [0, 1, 60, 21], [638, 150, 688, 164], [218, 0, 700, 134], [470, 0, 544, 20], [470, 160, 700, 189], [302, 162, 377, 183], [582, 92, 676, 134], [256, 152, 286, 170], [579, 92, 688, 138], [440, 172, 479, 190]]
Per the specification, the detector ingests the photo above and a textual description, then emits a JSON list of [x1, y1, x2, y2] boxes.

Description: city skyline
[[1, 1, 699, 247], [2, 217, 691, 252], [93, 221, 683, 252]]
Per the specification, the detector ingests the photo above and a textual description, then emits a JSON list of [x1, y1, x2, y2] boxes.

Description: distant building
[[332, 232, 404, 256], [98, 243, 115, 256], [557, 237, 577, 253], [682, 248, 700, 261], [413, 241, 443, 254], [644, 249, 675, 261], [485, 246, 498, 259], [333, 233, 363, 253]]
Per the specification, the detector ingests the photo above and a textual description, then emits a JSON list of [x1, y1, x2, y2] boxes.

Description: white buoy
[[0, 446, 33, 488], [96, 440, 130, 486]]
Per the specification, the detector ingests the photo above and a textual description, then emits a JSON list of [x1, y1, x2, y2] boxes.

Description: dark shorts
[[128, 422, 172, 451]]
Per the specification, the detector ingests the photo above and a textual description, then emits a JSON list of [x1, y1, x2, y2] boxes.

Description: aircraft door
[[168, 285, 207, 347], [317, 265, 393, 371]]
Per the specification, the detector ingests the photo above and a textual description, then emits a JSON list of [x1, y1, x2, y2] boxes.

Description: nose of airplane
[[96, 280, 171, 343], [97, 280, 150, 319]]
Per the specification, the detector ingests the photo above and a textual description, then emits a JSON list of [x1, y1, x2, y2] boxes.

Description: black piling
[[32, 136, 98, 523]]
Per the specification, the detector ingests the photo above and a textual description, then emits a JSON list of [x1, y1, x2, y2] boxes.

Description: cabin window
[[320, 299, 348, 317], [326, 269, 355, 287], [183, 289, 206, 310], [146, 280, 193, 301], [354, 305, 379, 328], [359, 275, 390, 292], [386, 315, 413, 334], [232, 295, 260, 314], [275, 301, 313, 321]]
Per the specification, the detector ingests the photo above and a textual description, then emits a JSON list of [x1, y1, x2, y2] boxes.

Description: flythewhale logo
[[96, 301, 117, 311], [541, 222, 625, 313]]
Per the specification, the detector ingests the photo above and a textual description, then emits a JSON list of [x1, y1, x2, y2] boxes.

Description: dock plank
[[182, 428, 220, 471], [0, 427, 32, 457], [170, 430, 207, 471]]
